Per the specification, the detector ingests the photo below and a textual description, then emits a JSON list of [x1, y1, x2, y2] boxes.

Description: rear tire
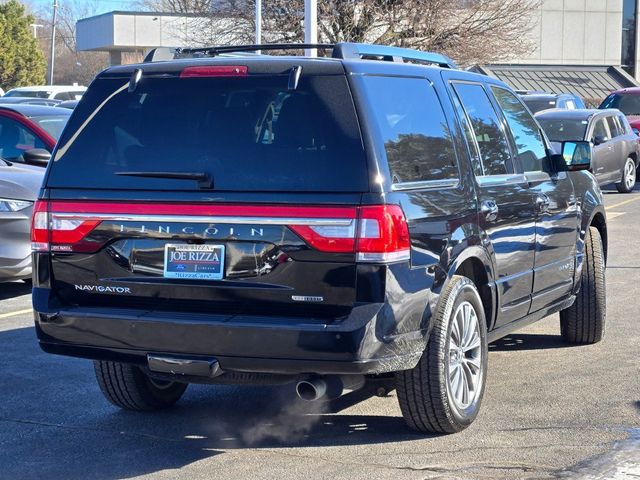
[[560, 226, 606, 344], [616, 158, 636, 193], [395, 276, 488, 434], [94, 361, 188, 411]]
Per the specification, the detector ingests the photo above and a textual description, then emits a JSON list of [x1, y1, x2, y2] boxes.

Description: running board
[[487, 295, 575, 343]]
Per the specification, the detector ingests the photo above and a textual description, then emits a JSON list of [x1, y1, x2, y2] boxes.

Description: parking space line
[[0, 308, 33, 319], [605, 195, 640, 211]]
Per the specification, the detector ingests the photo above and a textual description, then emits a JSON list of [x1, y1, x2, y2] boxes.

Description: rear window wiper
[[115, 171, 213, 189]]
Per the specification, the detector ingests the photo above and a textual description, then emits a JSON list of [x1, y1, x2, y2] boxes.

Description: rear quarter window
[[355, 76, 458, 185]]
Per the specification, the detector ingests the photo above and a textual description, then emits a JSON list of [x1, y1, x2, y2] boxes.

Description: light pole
[[49, 0, 58, 86], [30, 23, 43, 38], [255, 0, 262, 51], [304, 0, 317, 57]]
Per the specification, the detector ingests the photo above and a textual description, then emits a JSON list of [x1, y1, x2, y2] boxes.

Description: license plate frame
[[163, 244, 225, 280]]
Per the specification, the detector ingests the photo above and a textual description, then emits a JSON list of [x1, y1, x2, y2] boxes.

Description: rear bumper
[[34, 290, 427, 375]]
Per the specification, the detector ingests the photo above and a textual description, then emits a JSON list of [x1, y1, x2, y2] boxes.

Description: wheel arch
[[446, 247, 497, 331], [589, 209, 608, 264]]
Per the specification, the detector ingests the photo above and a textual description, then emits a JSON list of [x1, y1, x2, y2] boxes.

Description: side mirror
[[561, 141, 591, 171], [592, 135, 607, 146], [633, 128, 640, 136], [23, 148, 51, 167]]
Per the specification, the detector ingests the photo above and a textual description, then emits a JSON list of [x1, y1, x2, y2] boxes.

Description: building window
[[622, 0, 637, 77]]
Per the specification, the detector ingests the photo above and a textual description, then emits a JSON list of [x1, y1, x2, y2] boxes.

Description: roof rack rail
[[143, 43, 456, 69], [179, 43, 334, 57], [332, 43, 456, 68]]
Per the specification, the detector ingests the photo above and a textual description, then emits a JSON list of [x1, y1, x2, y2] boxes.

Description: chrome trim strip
[[476, 174, 527, 187], [51, 213, 354, 226], [391, 179, 459, 191]]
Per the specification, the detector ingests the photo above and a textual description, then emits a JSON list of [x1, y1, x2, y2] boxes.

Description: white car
[[3, 85, 87, 101]]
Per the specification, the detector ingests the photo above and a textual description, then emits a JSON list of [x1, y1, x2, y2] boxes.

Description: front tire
[[616, 158, 636, 193], [395, 275, 488, 434], [94, 361, 188, 411], [560, 226, 606, 344]]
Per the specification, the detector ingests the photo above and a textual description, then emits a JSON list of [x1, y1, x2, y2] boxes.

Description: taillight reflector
[[180, 66, 248, 78]]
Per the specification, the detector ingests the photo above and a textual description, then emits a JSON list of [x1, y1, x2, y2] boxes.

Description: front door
[[448, 79, 537, 327], [490, 86, 579, 312]]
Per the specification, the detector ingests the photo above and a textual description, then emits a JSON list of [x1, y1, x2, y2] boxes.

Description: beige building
[[501, 0, 640, 79]]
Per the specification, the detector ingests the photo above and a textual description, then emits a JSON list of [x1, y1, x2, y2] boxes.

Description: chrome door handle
[[481, 200, 499, 221], [536, 194, 550, 213]]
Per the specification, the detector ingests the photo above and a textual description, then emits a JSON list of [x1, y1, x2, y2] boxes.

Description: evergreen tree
[[0, 0, 47, 90]]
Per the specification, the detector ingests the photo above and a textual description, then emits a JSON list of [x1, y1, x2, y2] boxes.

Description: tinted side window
[[359, 76, 458, 184], [618, 115, 631, 134], [0, 117, 46, 160], [450, 90, 483, 177], [491, 87, 547, 172], [53, 92, 71, 101], [606, 116, 622, 137], [453, 82, 512, 175], [592, 119, 610, 142]]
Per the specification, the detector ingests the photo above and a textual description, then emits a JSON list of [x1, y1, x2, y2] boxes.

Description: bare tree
[[136, 0, 540, 66], [30, 0, 109, 85]]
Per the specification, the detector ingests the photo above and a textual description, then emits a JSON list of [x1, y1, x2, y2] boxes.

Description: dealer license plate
[[163, 244, 225, 280]]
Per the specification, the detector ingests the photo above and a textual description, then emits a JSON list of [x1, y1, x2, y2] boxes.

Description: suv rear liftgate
[[33, 58, 418, 375]]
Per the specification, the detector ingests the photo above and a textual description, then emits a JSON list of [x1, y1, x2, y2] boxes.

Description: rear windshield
[[522, 97, 557, 114], [31, 115, 70, 140], [537, 117, 588, 142], [5, 90, 50, 98], [599, 93, 640, 115], [47, 75, 367, 192]]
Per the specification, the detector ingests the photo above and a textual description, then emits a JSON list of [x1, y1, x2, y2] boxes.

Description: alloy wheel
[[625, 159, 636, 191], [447, 301, 483, 410]]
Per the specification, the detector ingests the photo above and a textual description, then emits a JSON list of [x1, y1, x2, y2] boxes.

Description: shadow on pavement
[[0, 281, 31, 301], [489, 333, 571, 351], [1, 324, 425, 480]]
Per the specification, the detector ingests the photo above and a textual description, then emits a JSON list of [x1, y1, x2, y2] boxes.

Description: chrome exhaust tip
[[295, 377, 327, 401]]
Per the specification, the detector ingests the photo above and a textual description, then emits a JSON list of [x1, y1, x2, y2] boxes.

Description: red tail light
[[31, 200, 103, 253], [30, 200, 49, 251], [290, 205, 410, 263], [180, 66, 248, 78]]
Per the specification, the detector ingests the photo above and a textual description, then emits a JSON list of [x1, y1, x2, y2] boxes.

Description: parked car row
[[517, 89, 640, 193]]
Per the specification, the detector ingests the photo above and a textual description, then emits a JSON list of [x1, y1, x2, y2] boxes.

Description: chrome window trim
[[51, 213, 353, 226], [476, 174, 527, 187], [391, 179, 460, 191], [524, 171, 551, 182]]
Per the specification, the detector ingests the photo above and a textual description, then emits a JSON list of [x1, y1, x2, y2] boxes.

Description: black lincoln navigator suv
[[32, 43, 607, 434]]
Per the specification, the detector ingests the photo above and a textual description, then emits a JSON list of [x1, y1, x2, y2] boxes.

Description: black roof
[[471, 64, 639, 100], [0, 104, 72, 117]]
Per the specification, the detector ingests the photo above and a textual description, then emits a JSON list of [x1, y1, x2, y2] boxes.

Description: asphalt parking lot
[[1, 187, 639, 480]]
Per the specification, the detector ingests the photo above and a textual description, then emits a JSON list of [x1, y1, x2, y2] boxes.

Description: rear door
[[43, 67, 369, 320], [447, 78, 537, 326]]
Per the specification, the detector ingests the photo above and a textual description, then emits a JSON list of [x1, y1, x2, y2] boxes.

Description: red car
[[0, 104, 71, 165], [599, 87, 640, 132]]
